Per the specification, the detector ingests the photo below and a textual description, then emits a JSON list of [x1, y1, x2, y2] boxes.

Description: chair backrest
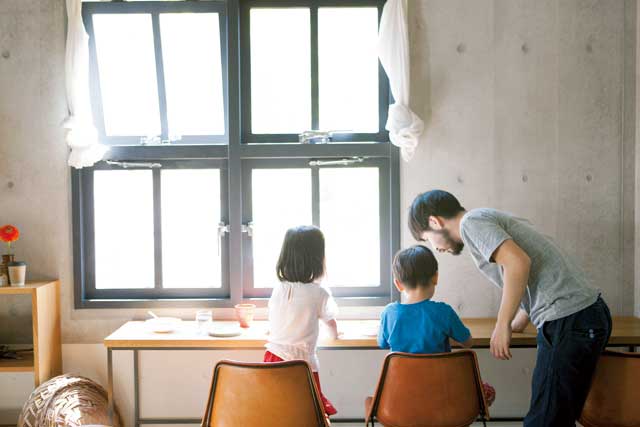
[[201, 359, 329, 427], [366, 350, 489, 427], [580, 350, 640, 427]]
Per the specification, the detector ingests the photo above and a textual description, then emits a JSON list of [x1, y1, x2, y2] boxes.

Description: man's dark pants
[[523, 297, 612, 427]]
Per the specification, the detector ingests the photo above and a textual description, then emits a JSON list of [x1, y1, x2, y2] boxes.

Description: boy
[[378, 245, 495, 404]]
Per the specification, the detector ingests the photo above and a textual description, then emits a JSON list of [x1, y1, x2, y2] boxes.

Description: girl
[[264, 225, 339, 416]]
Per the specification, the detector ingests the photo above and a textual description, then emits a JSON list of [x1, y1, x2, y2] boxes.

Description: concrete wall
[[0, 0, 637, 425]]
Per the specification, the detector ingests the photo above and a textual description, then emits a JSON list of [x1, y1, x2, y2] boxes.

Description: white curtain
[[378, 0, 424, 162], [64, 0, 108, 168]]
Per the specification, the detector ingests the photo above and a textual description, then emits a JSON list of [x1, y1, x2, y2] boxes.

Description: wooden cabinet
[[0, 281, 61, 386]]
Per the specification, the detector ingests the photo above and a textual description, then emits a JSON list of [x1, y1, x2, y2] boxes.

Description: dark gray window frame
[[73, 0, 400, 309], [240, 0, 388, 143]]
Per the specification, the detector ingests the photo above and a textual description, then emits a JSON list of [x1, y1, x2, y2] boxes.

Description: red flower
[[0, 225, 19, 243]]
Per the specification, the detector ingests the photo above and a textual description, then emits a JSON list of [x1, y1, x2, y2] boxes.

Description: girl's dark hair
[[393, 245, 438, 289], [409, 190, 465, 241], [276, 225, 325, 283]]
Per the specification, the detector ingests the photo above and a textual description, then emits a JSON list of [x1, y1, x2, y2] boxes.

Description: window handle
[[105, 160, 161, 169], [217, 222, 229, 256], [309, 157, 365, 167], [241, 222, 254, 238]]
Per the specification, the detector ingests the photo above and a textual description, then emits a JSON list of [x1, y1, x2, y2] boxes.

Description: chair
[[580, 350, 640, 427], [201, 359, 330, 427], [365, 350, 489, 427]]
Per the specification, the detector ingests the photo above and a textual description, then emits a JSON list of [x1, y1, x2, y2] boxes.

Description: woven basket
[[18, 374, 121, 427]]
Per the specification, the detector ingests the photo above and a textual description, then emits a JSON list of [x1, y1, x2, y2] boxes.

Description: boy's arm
[[448, 306, 472, 348], [377, 314, 390, 349]]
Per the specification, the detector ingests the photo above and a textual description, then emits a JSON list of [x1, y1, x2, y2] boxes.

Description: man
[[408, 189, 611, 426]]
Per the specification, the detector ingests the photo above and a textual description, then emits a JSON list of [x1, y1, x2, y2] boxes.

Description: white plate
[[209, 324, 243, 338], [145, 317, 182, 333]]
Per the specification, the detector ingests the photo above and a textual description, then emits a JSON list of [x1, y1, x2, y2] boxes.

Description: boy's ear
[[432, 271, 439, 286], [428, 215, 445, 230], [393, 278, 404, 293]]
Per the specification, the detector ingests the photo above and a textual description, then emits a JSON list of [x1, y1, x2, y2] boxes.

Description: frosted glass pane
[[250, 9, 311, 134], [252, 169, 312, 287], [320, 168, 380, 286], [160, 13, 225, 136], [94, 170, 155, 289], [318, 8, 379, 132], [161, 169, 222, 288], [93, 14, 161, 136]]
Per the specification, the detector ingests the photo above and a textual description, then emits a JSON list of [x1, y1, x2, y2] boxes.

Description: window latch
[[241, 222, 254, 238], [299, 130, 334, 144], [105, 160, 162, 169], [309, 157, 365, 167], [217, 222, 229, 255]]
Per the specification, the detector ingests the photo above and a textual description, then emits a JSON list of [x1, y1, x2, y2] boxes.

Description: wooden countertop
[[104, 317, 640, 349]]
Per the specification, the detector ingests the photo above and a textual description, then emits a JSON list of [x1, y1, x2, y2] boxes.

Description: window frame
[[73, 0, 400, 309], [239, 0, 389, 143], [83, 1, 230, 146]]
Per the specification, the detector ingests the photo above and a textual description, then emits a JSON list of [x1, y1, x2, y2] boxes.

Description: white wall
[[0, 0, 637, 425]]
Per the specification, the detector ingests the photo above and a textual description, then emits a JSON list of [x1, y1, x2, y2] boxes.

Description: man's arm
[[491, 239, 531, 360], [511, 308, 530, 333]]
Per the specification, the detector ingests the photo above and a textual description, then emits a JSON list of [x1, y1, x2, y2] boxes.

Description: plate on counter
[[209, 324, 243, 338]]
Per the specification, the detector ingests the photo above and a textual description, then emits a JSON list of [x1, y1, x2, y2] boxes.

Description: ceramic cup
[[234, 303, 256, 328], [8, 261, 26, 287]]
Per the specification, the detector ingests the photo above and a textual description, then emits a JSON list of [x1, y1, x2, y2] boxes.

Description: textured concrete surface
[[0, 0, 638, 423], [404, 0, 637, 317]]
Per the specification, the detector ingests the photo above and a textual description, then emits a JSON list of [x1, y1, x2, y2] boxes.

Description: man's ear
[[393, 278, 405, 293], [428, 215, 445, 230]]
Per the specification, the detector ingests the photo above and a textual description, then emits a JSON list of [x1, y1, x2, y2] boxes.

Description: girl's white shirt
[[266, 281, 338, 371]]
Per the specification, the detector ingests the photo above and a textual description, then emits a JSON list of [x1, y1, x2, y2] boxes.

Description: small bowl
[[145, 317, 182, 333]]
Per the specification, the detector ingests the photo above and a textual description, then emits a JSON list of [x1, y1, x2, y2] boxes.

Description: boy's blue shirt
[[378, 299, 471, 353]]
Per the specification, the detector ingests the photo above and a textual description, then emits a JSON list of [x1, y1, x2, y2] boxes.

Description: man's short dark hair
[[409, 190, 465, 241], [392, 245, 438, 289]]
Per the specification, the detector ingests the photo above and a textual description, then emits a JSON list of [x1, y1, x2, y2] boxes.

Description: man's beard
[[437, 229, 464, 255]]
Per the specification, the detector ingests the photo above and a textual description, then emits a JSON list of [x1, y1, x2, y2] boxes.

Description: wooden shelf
[[0, 351, 34, 373], [0, 281, 56, 295], [0, 280, 61, 386]]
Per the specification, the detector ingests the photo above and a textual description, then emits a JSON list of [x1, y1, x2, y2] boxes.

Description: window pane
[[160, 13, 225, 137], [94, 170, 155, 289], [320, 168, 380, 286], [318, 8, 379, 132], [250, 9, 311, 134], [161, 169, 222, 288], [93, 14, 161, 136], [252, 169, 312, 287]]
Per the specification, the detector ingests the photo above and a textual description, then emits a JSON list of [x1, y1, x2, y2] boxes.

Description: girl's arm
[[323, 318, 339, 340]]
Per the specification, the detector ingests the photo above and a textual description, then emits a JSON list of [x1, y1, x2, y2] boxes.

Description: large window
[[74, 0, 398, 308]]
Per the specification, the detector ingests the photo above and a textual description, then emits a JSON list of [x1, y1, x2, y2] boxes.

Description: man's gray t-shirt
[[460, 208, 599, 329]]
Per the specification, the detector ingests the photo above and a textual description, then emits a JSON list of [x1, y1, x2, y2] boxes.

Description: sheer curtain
[[378, 0, 424, 162], [64, 0, 108, 168]]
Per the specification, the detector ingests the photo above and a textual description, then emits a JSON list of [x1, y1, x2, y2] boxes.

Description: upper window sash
[[83, 1, 230, 146], [239, 0, 389, 144]]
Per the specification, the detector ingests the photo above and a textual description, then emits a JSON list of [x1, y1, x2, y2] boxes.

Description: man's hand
[[490, 322, 512, 360]]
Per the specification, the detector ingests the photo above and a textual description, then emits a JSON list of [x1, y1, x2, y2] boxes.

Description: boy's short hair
[[392, 245, 438, 289], [409, 190, 465, 241]]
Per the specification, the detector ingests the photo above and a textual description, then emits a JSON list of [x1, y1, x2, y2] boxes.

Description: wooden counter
[[104, 316, 640, 349]]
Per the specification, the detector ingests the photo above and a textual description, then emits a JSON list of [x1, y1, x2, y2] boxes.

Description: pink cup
[[234, 304, 256, 328]]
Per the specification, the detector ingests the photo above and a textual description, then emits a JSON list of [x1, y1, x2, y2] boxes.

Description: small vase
[[8, 261, 26, 287]]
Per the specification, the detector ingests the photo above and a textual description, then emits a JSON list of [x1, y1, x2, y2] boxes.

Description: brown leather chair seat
[[580, 350, 640, 427], [365, 350, 489, 427], [201, 359, 330, 427]]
